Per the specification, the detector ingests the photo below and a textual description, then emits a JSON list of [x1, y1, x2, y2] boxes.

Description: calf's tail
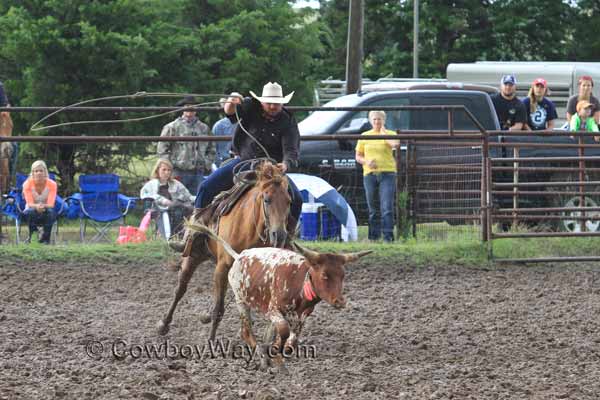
[[184, 221, 240, 261]]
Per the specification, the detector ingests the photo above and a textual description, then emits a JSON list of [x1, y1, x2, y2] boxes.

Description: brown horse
[[157, 161, 292, 340], [0, 112, 13, 195]]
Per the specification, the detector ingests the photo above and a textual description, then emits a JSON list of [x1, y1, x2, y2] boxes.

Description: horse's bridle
[[253, 185, 291, 244]]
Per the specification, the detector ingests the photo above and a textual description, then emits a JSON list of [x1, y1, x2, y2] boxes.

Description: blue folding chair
[[1, 172, 68, 244], [68, 174, 137, 242]]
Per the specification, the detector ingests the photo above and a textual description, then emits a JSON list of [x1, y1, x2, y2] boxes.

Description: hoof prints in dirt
[[1, 262, 600, 398]]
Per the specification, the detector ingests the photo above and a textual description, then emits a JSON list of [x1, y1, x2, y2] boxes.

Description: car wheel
[[558, 195, 600, 233], [547, 172, 600, 232]]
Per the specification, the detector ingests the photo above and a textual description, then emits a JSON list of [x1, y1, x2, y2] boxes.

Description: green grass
[[0, 240, 172, 265], [1, 222, 598, 267], [490, 236, 600, 261]]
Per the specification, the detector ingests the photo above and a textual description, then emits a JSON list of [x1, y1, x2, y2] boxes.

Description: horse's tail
[[184, 221, 240, 261]]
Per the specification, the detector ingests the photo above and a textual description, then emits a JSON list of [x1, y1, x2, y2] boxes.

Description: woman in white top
[[140, 159, 195, 238]]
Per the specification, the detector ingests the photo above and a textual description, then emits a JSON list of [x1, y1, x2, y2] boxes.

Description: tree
[[568, 0, 600, 60], [316, 0, 579, 81], [0, 0, 327, 190], [487, 0, 574, 61], [0, 0, 194, 189]]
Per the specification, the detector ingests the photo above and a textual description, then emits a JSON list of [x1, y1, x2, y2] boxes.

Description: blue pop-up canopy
[[288, 173, 358, 241]]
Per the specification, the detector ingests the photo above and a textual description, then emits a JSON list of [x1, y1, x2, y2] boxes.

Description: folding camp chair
[[1, 172, 67, 244], [68, 174, 137, 243]]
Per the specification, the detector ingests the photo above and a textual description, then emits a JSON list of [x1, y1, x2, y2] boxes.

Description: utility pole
[[345, 0, 364, 94], [413, 0, 419, 78]]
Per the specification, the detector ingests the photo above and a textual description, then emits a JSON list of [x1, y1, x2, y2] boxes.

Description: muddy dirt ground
[[2, 258, 600, 399]]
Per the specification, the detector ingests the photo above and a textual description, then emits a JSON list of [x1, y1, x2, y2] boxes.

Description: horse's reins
[[251, 191, 270, 244]]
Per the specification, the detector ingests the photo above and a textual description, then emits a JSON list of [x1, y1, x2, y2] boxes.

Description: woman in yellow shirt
[[355, 111, 399, 242]]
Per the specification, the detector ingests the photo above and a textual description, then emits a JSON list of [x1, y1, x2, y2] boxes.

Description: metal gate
[[486, 131, 600, 263]]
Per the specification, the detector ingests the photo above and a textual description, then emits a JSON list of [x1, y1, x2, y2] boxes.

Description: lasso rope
[[29, 90, 275, 160], [29, 91, 226, 132]]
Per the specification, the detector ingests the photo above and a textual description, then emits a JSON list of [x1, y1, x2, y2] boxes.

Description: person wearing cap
[[157, 96, 216, 193], [194, 82, 302, 218], [566, 76, 600, 124], [569, 100, 599, 137], [491, 75, 527, 131], [521, 78, 558, 131], [211, 97, 237, 167]]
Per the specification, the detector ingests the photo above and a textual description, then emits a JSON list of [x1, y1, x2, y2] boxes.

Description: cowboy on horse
[[170, 82, 303, 255]]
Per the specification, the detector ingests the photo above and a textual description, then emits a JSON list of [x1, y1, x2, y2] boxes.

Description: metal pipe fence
[[3, 104, 600, 263]]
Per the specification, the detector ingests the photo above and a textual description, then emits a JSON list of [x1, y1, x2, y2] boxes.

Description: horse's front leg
[[208, 259, 231, 341], [157, 254, 204, 335]]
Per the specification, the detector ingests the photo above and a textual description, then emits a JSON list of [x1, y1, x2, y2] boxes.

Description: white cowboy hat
[[249, 82, 294, 104]]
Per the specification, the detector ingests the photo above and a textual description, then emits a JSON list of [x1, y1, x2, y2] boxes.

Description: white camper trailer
[[447, 62, 600, 125]]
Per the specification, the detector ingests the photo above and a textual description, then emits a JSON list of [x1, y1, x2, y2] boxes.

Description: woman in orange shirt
[[22, 160, 57, 244]]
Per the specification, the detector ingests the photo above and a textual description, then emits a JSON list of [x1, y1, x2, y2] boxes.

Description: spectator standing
[[570, 100, 599, 138], [157, 96, 215, 193], [211, 97, 237, 167], [355, 110, 400, 242], [491, 75, 527, 131], [140, 159, 195, 239], [22, 160, 57, 244], [566, 76, 600, 124], [522, 78, 558, 131]]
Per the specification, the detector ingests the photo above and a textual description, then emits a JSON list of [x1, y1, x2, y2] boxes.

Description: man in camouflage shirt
[[157, 96, 216, 193]]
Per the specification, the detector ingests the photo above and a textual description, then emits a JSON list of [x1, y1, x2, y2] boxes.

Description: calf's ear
[[343, 250, 373, 263]]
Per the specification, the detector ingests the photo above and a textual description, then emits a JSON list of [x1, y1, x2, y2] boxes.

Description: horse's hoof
[[157, 320, 170, 336], [199, 312, 211, 324]]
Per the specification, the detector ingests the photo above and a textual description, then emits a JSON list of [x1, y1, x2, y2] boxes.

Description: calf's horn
[[343, 250, 373, 262], [291, 241, 320, 260]]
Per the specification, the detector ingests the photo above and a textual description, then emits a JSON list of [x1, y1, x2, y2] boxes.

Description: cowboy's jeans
[[363, 172, 396, 242], [194, 158, 303, 221]]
